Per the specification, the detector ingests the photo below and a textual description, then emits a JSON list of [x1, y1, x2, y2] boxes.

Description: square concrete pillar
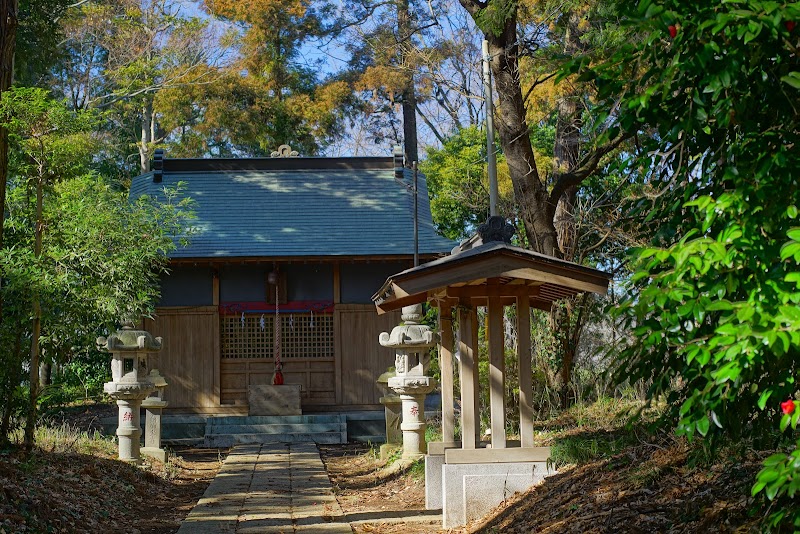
[[424, 454, 444, 510]]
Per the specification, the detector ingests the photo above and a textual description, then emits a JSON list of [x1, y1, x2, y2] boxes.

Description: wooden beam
[[438, 303, 455, 444], [458, 303, 480, 449], [516, 296, 534, 448], [445, 446, 551, 464], [445, 284, 540, 300], [502, 268, 606, 295], [487, 296, 506, 449]]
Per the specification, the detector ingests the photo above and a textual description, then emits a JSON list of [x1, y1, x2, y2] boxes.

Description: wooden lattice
[[221, 313, 334, 359]]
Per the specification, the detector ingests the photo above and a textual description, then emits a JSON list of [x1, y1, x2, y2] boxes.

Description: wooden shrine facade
[[131, 151, 455, 413]]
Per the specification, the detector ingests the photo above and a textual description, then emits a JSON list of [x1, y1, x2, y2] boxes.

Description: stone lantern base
[[103, 382, 155, 463], [388, 376, 437, 460]]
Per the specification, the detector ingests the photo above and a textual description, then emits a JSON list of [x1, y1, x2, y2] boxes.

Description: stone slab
[[205, 431, 345, 448], [427, 441, 461, 456], [442, 461, 553, 529], [444, 446, 551, 464], [248, 384, 302, 416], [141, 446, 168, 463], [463, 472, 550, 524], [424, 454, 444, 510]]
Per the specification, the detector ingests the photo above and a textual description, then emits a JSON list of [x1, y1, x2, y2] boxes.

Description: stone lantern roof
[[378, 305, 437, 350], [97, 322, 163, 352]]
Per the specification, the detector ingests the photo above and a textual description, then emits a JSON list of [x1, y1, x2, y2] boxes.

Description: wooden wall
[[145, 306, 220, 410], [335, 304, 402, 407], [144, 303, 403, 412]]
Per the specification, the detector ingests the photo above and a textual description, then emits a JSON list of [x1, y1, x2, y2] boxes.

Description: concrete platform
[[177, 443, 352, 533]]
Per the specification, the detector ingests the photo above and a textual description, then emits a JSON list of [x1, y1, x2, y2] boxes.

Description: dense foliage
[[575, 0, 800, 527], [0, 88, 194, 446]]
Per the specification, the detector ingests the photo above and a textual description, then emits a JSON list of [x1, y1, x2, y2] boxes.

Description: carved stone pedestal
[[389, 376, 437, 459]]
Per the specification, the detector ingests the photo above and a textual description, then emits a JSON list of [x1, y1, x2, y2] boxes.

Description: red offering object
[[273, 370, 284, 385]]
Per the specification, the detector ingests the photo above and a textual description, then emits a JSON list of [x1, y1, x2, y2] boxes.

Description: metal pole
[[413, 161, 419, 267], [483, 39, 499, 217]]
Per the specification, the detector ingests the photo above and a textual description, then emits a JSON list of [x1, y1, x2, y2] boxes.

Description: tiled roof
[[129, 158, 455, 259]]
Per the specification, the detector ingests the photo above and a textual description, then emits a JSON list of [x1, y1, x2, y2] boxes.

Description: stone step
[[351, 434, 386, 444], [163, 437, 205, 447], [205, 432, 346, 448], [207, 414, 345, 426], [208, 423, 345, 435]]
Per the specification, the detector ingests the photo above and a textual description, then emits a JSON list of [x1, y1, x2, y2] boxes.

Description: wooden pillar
[[212, 269, 220, 306], [517, 296, 534, 447], [458, 302, 480, 449], [332, 262, 341, 304], [487, 296, 506, 448], [438, 302, 455, 443]]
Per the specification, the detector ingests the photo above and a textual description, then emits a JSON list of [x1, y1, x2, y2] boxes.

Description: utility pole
[[482, 39, 498, 217]]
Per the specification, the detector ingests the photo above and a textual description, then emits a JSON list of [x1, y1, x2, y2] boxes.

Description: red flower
[[668, 25, 678, 38], [786, 21, 796, 32], [781, 399, 796, 415]]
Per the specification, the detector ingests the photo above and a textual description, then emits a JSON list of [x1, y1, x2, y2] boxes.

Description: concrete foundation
[[441, 461, 554, 529], [424, 455, 444, 510]]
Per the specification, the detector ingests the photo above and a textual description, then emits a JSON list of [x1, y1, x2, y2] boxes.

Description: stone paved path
[[176, 443, 352, 534]]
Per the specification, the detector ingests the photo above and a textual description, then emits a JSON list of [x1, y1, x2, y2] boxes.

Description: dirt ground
[[320, 443, 448, 533], [0, 404, 225, 534], [1, 402, 772, 533]]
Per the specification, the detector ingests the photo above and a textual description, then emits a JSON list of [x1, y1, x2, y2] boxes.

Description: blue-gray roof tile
[[130, 161, 455, 259]]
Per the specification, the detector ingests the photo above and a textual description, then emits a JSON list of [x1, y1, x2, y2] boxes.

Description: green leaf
[[781, 72, 800, 90], [758, 390, 773, 411], [707, 300, 733, 311], [781, 413, 791, 432], [696, 416, 710, 437]]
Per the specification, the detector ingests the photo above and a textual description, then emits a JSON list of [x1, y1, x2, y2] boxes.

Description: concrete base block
[[463, 471, 550, 523], [442, 461, 554, 529], [141, 446, 168, 463], [248, 385, 302, 416], [424, 455, 444, 510]]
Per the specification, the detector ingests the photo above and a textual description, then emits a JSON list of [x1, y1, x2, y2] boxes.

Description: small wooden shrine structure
[[372, 217, 611, 527]]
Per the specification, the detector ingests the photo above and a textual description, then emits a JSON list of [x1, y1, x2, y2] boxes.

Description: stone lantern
[[99, 322, 162, 462], [375, 368, 402, 459], [379, 304, 438, 460], [141, 369, 168, 462]]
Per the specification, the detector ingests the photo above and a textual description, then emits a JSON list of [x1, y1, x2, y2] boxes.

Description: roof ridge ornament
[[478, 216, 515, 244], [271, 144, 300, 158]]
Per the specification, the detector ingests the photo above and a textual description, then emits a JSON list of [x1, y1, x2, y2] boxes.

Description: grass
[[548, 433, 634, 469], [9, 421, 117, 456], [532, 397, 659, 469]]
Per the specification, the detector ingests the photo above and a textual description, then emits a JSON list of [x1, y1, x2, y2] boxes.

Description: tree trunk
[[457, 7, 559, 256], [0, 0, 20, 324], [397, 0, 418, 166], [24, 177, 43, 450], [140, 97, 153, 173], [38, 361, 51, 388]]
